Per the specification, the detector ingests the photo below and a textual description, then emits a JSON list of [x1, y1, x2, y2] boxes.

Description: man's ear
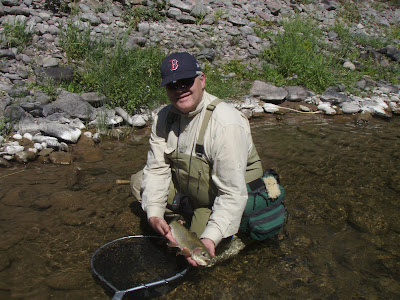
[[200, 73, 206, 89]]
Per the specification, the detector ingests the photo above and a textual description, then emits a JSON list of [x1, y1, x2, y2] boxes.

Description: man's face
[[165, 73, 206, 114]]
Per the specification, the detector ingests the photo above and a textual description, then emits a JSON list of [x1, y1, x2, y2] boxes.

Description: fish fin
[[168, 241, 179, 248], [177, 247, 191, 257]]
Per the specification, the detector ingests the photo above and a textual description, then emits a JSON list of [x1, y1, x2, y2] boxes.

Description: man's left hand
[[185, 238, 215, 267]]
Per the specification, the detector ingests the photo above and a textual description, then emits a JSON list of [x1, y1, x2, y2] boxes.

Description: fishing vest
[[165, 98, 263, 209]]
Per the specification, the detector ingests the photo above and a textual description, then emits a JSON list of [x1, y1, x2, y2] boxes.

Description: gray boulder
[[341, 102, 361, 114], [52, 92, 97, 121], [39, 122, 82, 143], [284, 86, 309, 102], [250, 81, 288, 103], [321, 89, 351, 105], [17, 114, 40, 134]]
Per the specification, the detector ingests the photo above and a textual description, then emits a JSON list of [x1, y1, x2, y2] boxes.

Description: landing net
[[90, 235, 189, 299]]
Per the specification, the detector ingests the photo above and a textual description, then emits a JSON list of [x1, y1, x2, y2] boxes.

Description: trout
[[168, 220, 212, 266]]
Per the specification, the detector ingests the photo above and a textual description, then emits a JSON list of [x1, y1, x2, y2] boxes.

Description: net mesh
[[91, 236, 187, 296]]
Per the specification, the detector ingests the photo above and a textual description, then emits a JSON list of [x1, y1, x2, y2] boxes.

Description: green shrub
[[59, 19, 108, 61], [203, 61, 252, 99], [123, 6, 165, 29], [79, 45, 168, 113], [337, 1, 362, 24], [262, 17, 335, 93], [387, 25, 400, 41], [2, 20, 32, 49], [0, 117, 7, 136]]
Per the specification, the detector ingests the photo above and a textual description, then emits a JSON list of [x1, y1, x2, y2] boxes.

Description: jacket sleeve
[[141, 110, 172, 220], [200, 120, 251, 246]]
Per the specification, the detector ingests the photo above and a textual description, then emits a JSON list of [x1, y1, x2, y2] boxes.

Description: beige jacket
[[141, 91, 259, 246]]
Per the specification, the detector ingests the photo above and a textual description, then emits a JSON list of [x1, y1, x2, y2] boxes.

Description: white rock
[[28, 148, 38, 154], [23, 133, 33, 140], [5, 145, 25, 155], [317, 103, 336, 115], [13, 134, 23, 140], [263, 103, 280, 113], [341, 102, 361, 114], [84, 131, 93, 138], [93, 132, 101, 143], [131, 115, 147, 127], [34, 143, 43, 151], [115, 107, 133, 125], [299, 105, 311, 112], [6, 141, 20, 146], [343, 61, 356, 71], [70, 118, 86, 129], [32, 135, 58, 143], [252, 106, 264, 114], [108, 116, 124, 125]]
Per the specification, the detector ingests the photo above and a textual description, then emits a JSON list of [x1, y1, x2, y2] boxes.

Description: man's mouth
[[176, 92, 191, 101]]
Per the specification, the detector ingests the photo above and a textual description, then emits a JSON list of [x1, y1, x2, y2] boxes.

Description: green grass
[[122, 5, 166, 29], [0, 117, 7, 137], [2, 20, 32, 49], [260, 17, 336, 93], [59, 19, 108, 62], [45, 13, 400, 116], [80, 45, 168, 113], [203, 60, 253, 99]]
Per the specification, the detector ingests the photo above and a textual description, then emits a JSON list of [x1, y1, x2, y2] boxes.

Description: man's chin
[[175, 101, 192, 113]]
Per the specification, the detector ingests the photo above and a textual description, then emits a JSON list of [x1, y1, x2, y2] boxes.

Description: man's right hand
[[148, 217, 176, 244]]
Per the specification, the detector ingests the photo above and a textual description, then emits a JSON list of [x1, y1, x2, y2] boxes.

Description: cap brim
[[160, 71, 198, 87]]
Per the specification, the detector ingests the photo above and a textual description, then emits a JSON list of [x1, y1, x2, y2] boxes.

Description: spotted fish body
[[169, 220, 212, 266]]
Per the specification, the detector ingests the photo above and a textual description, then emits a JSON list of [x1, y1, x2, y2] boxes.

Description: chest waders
[[165, 99, 263, 237]]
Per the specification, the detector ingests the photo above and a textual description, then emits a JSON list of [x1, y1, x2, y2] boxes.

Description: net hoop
[[90, 235, 189, 300]]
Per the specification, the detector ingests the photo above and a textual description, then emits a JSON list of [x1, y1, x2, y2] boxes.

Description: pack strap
[[195, 98, 224, 157]]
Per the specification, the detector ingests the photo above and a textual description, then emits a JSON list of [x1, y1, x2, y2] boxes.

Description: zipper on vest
[[197, 170, 201, 194]]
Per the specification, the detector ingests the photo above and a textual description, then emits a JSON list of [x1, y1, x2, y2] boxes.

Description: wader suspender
[[195, 98, 223, 157]]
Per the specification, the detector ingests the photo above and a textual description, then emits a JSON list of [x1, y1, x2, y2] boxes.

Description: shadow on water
[[0, 115, 399, 299]]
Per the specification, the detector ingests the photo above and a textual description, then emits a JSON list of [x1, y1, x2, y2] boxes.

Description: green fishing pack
[[239, 169, 287, 241]]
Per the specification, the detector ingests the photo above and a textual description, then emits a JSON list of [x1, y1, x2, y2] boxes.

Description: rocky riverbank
[[1, 0, 400, 167]]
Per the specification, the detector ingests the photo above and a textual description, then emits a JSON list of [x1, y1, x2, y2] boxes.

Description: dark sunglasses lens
[[167, 77, 196, 90]]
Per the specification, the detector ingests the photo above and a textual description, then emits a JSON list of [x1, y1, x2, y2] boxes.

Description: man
[[135, 52, 263, 266]]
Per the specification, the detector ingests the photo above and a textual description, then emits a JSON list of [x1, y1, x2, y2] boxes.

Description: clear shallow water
[[0, 115, 399, 299]]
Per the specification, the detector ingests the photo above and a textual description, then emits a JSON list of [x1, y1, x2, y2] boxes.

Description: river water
[[0, 114, 399, 299]]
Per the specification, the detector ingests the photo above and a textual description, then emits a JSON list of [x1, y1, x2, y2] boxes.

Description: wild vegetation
[[2, 0, 400, 117]]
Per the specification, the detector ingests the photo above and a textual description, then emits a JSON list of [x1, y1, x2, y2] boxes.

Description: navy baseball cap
[[160, 52, 202, 87]]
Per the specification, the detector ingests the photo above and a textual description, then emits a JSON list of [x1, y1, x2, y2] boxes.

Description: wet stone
[[45, 270, 89, 290], [1, 189, 38, 208], [61, 213, 86, 226], [38, 148, 54, 156], [49, 152, 73, 164], [65, 166, 85, 191], [0, 233, 23, 251], [348, 205, 389, 235], [14, 150, 37, 163], [37, 156, 51, 164], [0, 157, 12, 167], [0, 253, 10, 271], [75, 147, 103, 163], [31, 197, 53, 210]]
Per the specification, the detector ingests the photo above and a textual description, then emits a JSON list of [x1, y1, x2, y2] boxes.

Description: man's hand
[[186, 238, 215, 267], [148, 217, 176, 244], [201, 238, 215, 257]]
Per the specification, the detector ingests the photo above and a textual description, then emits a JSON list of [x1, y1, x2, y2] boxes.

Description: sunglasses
[[166, 77, 196, 90]]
